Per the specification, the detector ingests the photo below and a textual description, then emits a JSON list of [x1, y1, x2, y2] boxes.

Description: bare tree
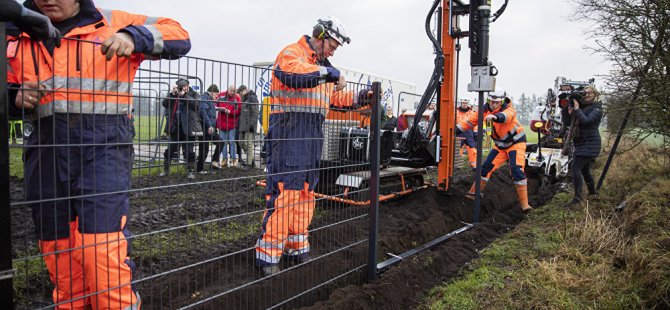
[[572, 0, 669, 148]]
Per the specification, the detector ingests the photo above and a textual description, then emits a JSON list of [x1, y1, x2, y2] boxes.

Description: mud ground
[[9, 164, 557, 309]]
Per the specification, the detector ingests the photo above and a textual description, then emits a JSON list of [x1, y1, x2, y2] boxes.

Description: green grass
[[425, 140, 670, 309]]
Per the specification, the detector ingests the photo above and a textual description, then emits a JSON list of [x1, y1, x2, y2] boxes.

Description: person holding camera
[[567, 85, 603, 205], [161, 78, 203, 179]]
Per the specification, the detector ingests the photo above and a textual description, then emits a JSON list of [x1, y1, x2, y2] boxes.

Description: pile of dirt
[[304, 168, 558, 309]]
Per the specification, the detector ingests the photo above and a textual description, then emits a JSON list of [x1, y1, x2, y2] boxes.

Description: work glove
[[15, 7, 61, 48], [354, 89, 375, 108]]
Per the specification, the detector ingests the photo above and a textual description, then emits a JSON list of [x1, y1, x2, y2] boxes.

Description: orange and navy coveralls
[[456, 98, 528, 184], [6, 1, 190, 309], [255, 35, 358, 267], [456, 106, 477, 168]]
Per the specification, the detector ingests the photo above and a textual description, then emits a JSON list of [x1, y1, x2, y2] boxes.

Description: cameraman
[[568, 85, 603, 205], [161, 78, 203, 179]]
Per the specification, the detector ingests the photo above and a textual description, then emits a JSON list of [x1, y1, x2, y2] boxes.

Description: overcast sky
[[93, 0, 612, 102]]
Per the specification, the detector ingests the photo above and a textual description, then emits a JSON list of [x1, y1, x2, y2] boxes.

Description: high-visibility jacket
[[270, 35, 354, 117], [6, 3, 191, 121], [457, 98, 526, 150], [456, 107, 474, 127]]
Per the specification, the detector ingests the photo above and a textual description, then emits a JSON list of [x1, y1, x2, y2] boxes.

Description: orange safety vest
[[6, 8, 190, 121], [270, 35, 354, 117], [457, 99, 526, 149]]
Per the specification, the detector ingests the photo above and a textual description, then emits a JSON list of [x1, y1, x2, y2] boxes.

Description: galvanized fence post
[[0, 22, 16, 310], [367, 81, 381, 280]]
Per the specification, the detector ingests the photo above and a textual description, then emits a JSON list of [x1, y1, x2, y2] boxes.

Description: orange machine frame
[[437, 0, 458, 192]]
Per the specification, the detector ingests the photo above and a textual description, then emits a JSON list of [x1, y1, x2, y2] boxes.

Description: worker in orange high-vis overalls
[[456, 98, 477, 169], [255, 16, 371, 276], [6, 0, 191, 308], [456, 90, 533, 213]]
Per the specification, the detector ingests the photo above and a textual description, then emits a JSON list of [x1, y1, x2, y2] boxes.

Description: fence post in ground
[[367, 81, 382, 280], [0, 22, 16, 310]]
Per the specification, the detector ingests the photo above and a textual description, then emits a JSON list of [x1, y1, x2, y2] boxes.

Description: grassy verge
[[425, 141, 670, 309]]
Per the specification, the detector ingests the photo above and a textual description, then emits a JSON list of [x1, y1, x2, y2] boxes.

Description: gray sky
[[94, 0, 612, 101]]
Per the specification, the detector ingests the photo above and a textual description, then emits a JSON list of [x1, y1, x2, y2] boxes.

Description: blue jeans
[[219, 128, 237, 160]]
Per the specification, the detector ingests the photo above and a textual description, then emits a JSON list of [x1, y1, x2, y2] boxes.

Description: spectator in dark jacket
[[196, 84, 220, 173], [161, 78, 203, 179], [237, 85, 260, 167], [568, 85, 603, 205], [382, 105, 398, 131]]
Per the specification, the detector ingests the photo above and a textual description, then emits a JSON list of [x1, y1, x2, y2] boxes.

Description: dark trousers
[[164, 129, 195, 171], [572, 156, 596, 198], [196, 131, 219, 171]]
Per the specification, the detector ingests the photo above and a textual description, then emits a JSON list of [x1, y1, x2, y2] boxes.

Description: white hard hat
[[488, 89, 507, 101], [459, 98, 470, 103], [315, 16, 351, 45]]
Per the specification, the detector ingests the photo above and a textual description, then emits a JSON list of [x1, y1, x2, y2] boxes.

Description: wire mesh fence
[[3, 36, 389, 309]]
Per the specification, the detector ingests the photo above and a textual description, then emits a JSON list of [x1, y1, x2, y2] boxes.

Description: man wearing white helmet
[[255, 16, 371, 276], [456, 89, 533, 212], [456, 98, 477, 169]]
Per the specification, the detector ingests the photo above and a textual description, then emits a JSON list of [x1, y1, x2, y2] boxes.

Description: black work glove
[[15, 7, 61, 48]]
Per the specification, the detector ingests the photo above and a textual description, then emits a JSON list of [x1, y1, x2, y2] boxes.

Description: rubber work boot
[[262, 265, 280, 277], [465, 179, 488, 200], [515, 184, 533, 212]]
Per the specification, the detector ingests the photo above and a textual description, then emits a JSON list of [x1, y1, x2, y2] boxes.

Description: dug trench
[[9, 165, 557, 309]]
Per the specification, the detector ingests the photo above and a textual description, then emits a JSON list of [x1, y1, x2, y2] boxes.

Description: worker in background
[[456, 90, 533, 213], [6, 0, 191, 308], [456, 98, 477, 169], [255, 16, 371, 276]]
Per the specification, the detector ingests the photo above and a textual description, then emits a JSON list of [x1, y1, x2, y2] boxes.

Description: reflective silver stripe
[[466, 120, 475, 127], [456, 124, 466, 132], [255, 251, 281, 264], [271, 89, 330, 105], [512, 131, 526, 141], [43, 76, 132, 93], [515, 179, 527, 185], [282, 50, 296, 56], [256, 239, 284, 250], [286, 234, 308, 243], [284, 246, 310, 255], [494, 140, 513, 148], [144, 16, 159, 25], [99, 9, 113, 25], [143, 25, 164, 54], [498, 124, 521, 141], [318, 66, 328, 76], [482, 177, 490, 182], [32, 100, 129, 120], [271, 104, 327, 116]]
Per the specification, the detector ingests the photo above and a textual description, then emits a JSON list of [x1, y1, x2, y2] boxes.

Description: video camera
[[557, 87, 587, 109]]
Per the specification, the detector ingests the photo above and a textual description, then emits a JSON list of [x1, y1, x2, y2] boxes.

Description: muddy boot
[[515, 183, 533, 212], [465, 179, 488, 200], [261, 265, 280, 277], [159, 159, 170, 177]]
